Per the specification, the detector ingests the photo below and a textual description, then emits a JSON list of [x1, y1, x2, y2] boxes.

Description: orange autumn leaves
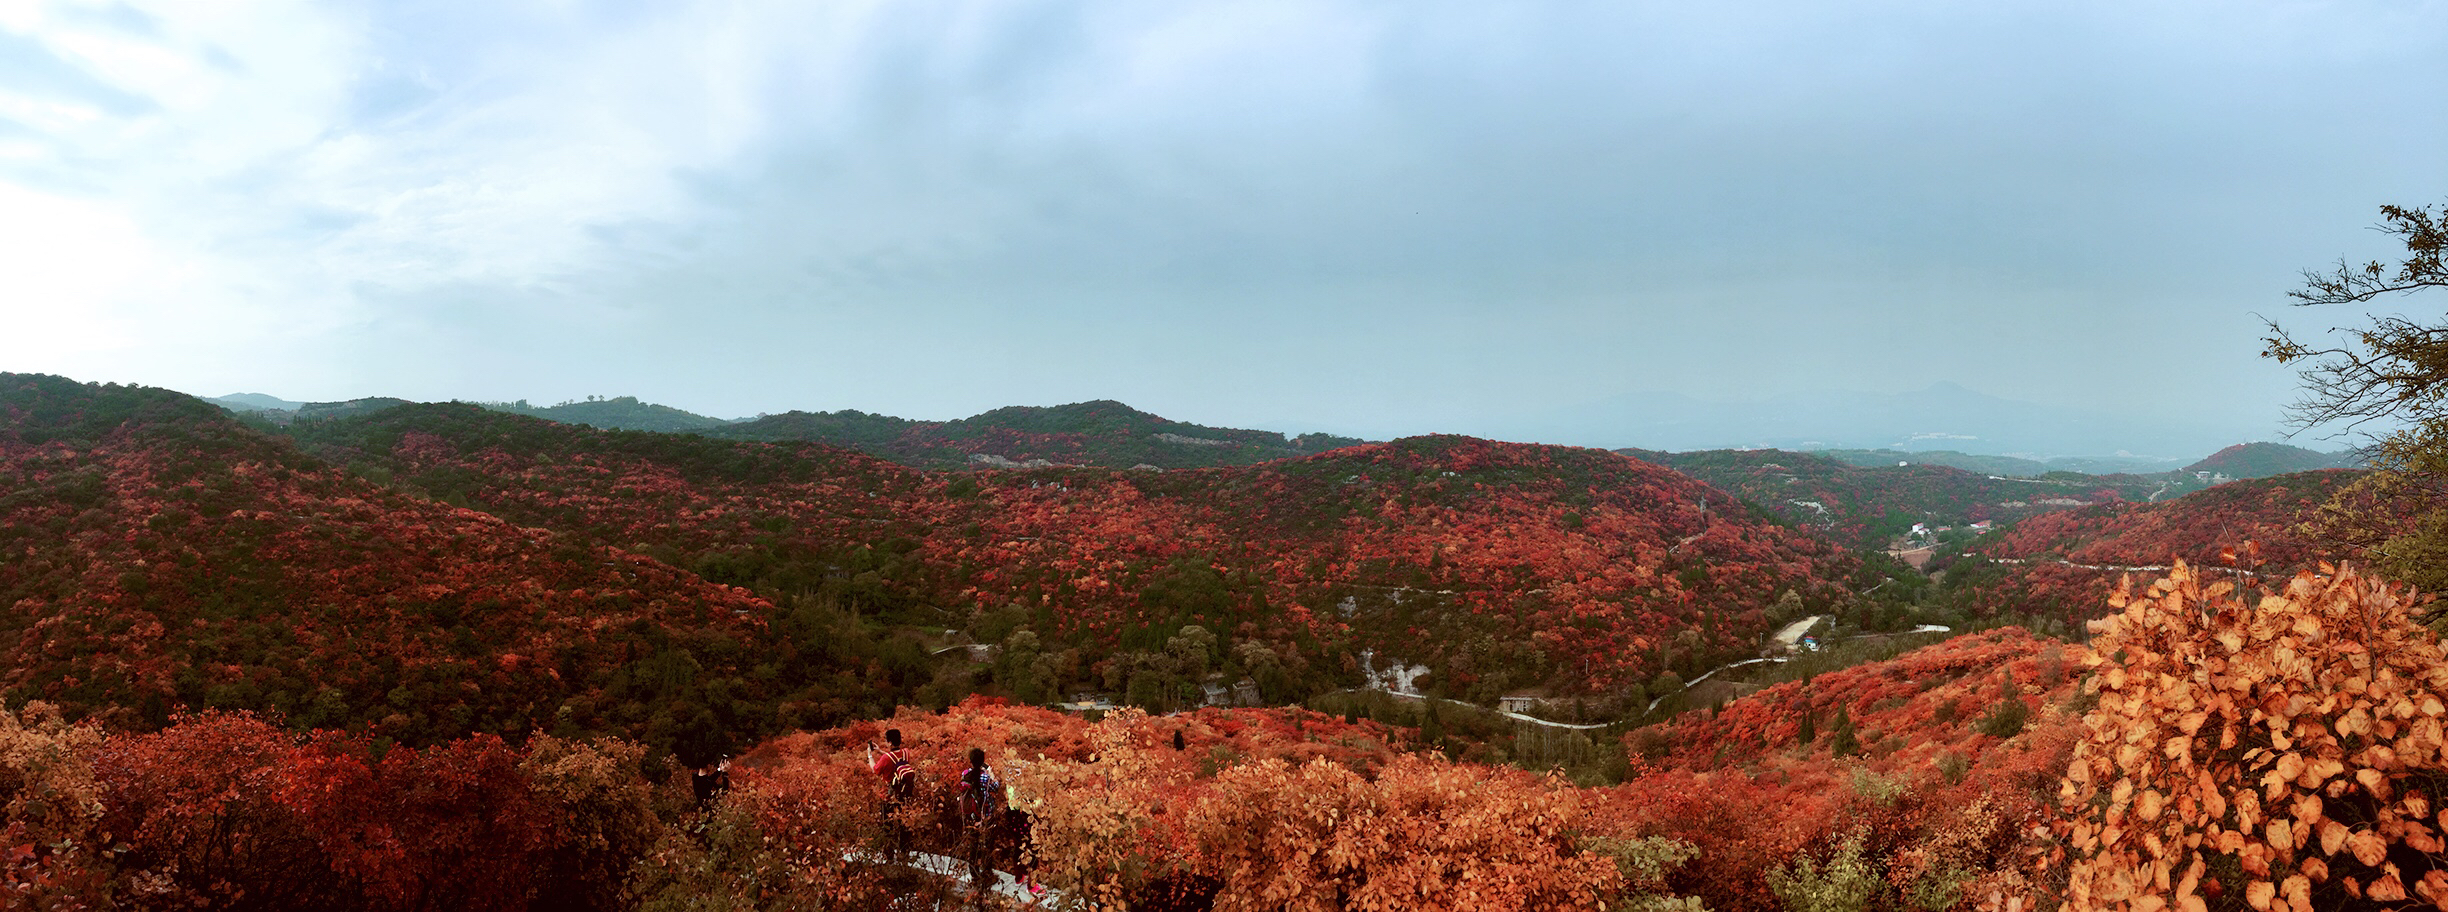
[[739, 702, 1619, 911], [2062, 561, 2448, 910]]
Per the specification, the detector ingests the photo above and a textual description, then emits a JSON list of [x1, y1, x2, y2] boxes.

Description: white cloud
[[0, 0, 2437, 447]]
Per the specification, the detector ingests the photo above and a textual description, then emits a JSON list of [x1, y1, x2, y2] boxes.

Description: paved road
[[848, 850, 1055, 906], [1772, 615, 1826, 650]]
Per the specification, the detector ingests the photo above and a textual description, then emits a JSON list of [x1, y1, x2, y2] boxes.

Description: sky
[[2, 0, 2444, 454]]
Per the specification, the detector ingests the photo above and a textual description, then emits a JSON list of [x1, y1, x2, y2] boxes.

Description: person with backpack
[[690, 756, 730, 808], [956, 747, 1005, 896], [865, 729, 917, 862], [998, 761, 1049, 901]]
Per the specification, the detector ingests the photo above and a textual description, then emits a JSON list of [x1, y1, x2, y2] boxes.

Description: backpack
[[873, 748, 916, 799], [957, 767, 1003, 825]]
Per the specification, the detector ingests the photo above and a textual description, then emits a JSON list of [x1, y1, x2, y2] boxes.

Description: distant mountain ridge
[[201, 390, 1372, 471], [2180, 441, 2362, 479], [1503, 381, 2255, 458], [1626, 447, 2187, 549], [703, 398, 1369, 470], [198, 387, 2334, 488], [0, 373, 774, 747], [214, 396, 412, 425], [483, 396, 734, 433], [1809, 448, 2189, 477], [262, 397, 1865, 704], [207, 392, 306, 412]]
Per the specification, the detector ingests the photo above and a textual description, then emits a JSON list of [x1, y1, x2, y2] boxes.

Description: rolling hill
[[1605, 626, 2085, 909], [1626, 448, 2175, 550], [1809, 448, 2188, 477], [2179, 440, 2361, 479], [282, 403, 1866, 704], [0, 374, 782, 752], [484, 396, 735, 433], [28, 371, 2448, 909], [1935, 468, 2390, 627], [703, 399, 1368, 470]]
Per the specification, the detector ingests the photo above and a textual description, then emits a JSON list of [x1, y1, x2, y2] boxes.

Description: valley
[[2, 372, 2424, 910]]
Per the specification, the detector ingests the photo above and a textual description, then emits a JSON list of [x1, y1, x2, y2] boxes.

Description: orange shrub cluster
[[0, 705, 661, 911], [2062, 561, 2448, 910], [721, 699, 1613, 910]]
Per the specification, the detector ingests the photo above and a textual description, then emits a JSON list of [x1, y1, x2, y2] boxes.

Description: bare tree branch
[[2264, 203, 2448, 443]]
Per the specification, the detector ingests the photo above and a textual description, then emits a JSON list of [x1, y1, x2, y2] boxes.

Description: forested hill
[[703, 398, 1367, 469], [1936, 468, 2387, 627], [0, 373, 776, 754], [484, 395, 733, 433], [0, 374, 1879, 763], [285, 403, 1869, 705], [1626, 447, 2167, 549], [2179, 440, 2361, 479]]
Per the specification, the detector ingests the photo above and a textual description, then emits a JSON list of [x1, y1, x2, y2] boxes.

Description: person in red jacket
[[865, 729, 917, 862]]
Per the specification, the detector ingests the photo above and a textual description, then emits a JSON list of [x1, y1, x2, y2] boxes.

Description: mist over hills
[[198, 384, 2316, 477], [1495, 381, 2269, 460]]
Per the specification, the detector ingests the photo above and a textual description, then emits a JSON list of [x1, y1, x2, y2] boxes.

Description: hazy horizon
[[185, 376, 2330, 462], [6, 1, 2444, 454]]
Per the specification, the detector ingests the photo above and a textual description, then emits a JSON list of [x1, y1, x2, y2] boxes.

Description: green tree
[[997, 629, 1046, 704], [2264, 201, 2448, 593], [1767, 829, 1877, 912], [1770, 588, 1807, 624], [1827, 702, 1857, 758], [1167, 624, 1216, 681], [1974, 669, 2028, 738]]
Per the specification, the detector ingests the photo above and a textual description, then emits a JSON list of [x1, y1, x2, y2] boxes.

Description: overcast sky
[[2, 0, 2443, 451]]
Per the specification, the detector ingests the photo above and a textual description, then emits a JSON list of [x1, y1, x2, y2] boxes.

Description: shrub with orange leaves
[[1188, 755, 1619, 912], [0, 702, 113, 909], [2061, 561, 2448, 910]]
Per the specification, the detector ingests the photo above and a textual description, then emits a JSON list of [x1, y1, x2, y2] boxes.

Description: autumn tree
[[93, 712, 345, 910], [0, 702, 112, 905], [2264, 201, 2448, 590]]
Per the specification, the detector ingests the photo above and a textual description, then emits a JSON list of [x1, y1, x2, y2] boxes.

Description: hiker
[[690, 756, 730, 808], [866, 729, 917, 861], [956, 747, 1006, 895], [1000, 762, 1049, 900], [956, 747, 1002, 828]]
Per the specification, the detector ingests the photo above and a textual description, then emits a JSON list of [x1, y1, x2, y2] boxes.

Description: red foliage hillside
[[28, 562, 2448, 910], [290, 406, 1862, 700], [1940, 470, 2391, 627], [1, 696, 1621, 911], [0, 374, 771, 748], [1600, 627, 2087, 910], [1642, 448, 2149, 550]]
